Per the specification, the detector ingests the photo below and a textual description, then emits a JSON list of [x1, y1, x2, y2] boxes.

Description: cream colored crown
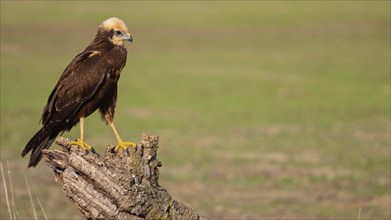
[[102, 17, 129, 33]]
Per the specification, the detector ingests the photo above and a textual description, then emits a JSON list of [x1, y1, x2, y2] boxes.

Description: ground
[[1, 1, 390, 219]]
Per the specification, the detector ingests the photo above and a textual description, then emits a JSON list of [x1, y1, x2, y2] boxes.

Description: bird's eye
[[114, 30, 122, 36]]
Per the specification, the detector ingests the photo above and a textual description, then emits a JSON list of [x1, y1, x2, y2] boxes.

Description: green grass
[[1, 1, 390, 219]]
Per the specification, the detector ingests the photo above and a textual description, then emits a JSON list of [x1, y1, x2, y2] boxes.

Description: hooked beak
[[123, 33, 133, 43]]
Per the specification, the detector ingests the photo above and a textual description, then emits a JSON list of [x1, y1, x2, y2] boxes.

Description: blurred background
[[1, 1, 390, 219]]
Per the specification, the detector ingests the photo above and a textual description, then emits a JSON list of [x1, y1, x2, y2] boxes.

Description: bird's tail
[[21, 127, 57, 168]]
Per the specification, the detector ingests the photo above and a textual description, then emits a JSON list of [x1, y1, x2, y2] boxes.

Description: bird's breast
[[106, 68, 122, 81]]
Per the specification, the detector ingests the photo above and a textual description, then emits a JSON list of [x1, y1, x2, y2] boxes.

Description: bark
[[42, 134, 207, 220]]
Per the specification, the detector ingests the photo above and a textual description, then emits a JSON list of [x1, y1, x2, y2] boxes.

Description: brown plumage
[[22, 17, 133, 167]]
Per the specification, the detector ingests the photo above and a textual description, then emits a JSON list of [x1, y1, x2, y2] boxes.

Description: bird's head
[[101, 17, 132, 46]]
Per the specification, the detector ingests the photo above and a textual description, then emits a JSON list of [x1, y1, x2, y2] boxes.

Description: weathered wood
[[42, 134, 207, 220]]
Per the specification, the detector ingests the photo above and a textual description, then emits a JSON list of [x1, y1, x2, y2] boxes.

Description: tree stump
[[42, 134, 206, 220]]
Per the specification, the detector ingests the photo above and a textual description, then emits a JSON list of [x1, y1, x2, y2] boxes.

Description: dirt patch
[[370, 194, 391, 212], [125, 107, 153, 119], [293, 151, 321, 164], [234, 125, 301, 137]]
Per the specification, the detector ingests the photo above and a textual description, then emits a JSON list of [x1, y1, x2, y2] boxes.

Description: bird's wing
[[41, 50, 107, 126]]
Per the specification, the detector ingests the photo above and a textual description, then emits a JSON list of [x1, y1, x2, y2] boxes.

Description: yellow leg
[[80, 117, 85, 140], [107, 120, 136, 152], [70, 117, 92, 150]]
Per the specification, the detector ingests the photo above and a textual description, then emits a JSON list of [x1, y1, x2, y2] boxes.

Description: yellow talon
[[114, 141, 136, 152], [105, 117, 136, 152], [70, 118, 92, 151], [69, 138, 92, 150]]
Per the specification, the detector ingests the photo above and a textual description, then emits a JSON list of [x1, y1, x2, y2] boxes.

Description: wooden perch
[[42, 134, 207, 220]]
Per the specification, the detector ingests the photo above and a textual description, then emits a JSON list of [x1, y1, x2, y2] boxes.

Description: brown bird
[[22, 17, 134, 168]]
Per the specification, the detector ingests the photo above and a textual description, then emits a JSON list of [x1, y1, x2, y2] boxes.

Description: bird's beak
[[123, 33, 133, 43]]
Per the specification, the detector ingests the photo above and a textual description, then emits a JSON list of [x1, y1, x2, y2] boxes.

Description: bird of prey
[[22, 17, 134, 168]]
